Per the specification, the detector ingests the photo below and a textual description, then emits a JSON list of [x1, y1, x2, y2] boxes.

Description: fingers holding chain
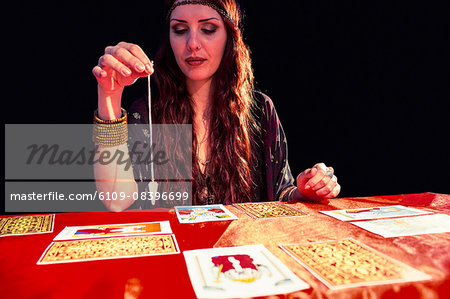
[[93, 42, 153, 81]]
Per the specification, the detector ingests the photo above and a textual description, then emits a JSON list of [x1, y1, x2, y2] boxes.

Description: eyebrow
[[170, 17, 220, 23]]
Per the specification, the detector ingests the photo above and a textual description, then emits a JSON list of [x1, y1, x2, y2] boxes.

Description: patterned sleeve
[[259, 92, 298, 202]]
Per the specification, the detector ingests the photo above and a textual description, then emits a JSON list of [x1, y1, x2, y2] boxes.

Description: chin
[[185, 72, 213, 83]]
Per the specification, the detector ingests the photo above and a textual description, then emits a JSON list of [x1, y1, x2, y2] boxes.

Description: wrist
[[291, 188, 304, 201], [97, 85, 124, 120], [92, 108, 128, 146], [293, 187, 321, 202]]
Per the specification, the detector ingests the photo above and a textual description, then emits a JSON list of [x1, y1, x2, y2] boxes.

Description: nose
[[187, 31, 201, 51]]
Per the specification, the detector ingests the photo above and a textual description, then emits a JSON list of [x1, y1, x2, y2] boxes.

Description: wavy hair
[[153, 0, 256, 204]]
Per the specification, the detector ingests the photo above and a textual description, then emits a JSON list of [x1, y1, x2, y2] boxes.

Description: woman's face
[[169, 3, 228, 86]]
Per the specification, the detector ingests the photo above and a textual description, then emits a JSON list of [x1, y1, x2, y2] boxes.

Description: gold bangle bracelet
[[92, 108, 128, 146], [94, 108, 127, 124]]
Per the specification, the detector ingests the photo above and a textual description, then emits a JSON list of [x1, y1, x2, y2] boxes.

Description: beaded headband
[[166, 0, 235, 26]]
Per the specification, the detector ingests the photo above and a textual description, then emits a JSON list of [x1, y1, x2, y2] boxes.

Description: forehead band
[[166, 0, 236, 26]]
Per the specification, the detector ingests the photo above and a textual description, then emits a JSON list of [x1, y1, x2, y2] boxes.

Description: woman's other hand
[[296, 162, 341, 201]]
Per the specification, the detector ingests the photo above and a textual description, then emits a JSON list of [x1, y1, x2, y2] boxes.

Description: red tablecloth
[[1, 192, 449, 298]]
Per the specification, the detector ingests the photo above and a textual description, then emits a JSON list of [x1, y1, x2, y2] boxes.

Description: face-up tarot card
[[53, 221, 172, 241], [175, 204, 238, 223], [320, 205, 432, 221], [183, 244, 309, 298], [233, 202, 307, 219], [0, 214, 54, 237], [38, 234, 179, 264], [280, 239, 429, 289], [351, 213, 450, 238]]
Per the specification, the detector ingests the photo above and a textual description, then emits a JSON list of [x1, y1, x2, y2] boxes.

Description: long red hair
[[153, 0, 256, 204]]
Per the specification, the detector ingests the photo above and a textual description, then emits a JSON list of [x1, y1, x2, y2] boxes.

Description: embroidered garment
[[126, 91, 297, 209]]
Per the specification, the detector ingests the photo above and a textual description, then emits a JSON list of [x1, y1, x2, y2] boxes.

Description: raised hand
[[92, 42, 154, 120]]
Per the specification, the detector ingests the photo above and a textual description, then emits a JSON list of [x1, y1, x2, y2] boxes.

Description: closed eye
[[202, 28, 217, 34], [201, 23, 218, 35], [173, 28, 188, 35], [171, 23, 188, 35]]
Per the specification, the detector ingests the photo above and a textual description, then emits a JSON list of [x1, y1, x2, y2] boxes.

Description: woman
[[92, 0, 340, 211]]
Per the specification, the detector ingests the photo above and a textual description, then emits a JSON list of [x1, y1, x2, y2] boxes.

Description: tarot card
[[38, 234, 179, 264], [183, 244, 309, 298], [0, 214, 54, 237], [175, 204, 238, 223], [280, 239, 429, 289], [320, 205, 432, 221], [351, 213, 450, 238], [53, 221, 172, 241], [233, 202, 307, 219]]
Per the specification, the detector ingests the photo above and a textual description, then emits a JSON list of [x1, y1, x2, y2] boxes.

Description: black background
[[6, 1, 449, 205]]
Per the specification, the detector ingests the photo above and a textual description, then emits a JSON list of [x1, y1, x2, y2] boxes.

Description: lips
[[185, 57, 206, 66]]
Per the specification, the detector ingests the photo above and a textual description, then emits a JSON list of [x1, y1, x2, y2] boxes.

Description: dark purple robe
[[126, 91, 297, 209]]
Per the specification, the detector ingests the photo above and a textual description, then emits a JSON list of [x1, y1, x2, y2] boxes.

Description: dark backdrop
[[6, 1, 449, 203]]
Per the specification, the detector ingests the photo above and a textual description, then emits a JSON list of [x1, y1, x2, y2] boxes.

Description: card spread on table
[[183, 244, 309, 299], [175, 204, 238, 223], [320, 205, 432, 221], [53, 221, 172, 241], [0, 214, 54, 237], [280, 239, 429, 289], [233, 202, 307, 219], [38, 234, 179, 264], [351, 213, 450, 238]]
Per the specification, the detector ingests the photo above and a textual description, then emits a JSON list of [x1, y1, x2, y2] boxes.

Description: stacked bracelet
[[92, 108, 128, 146]]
